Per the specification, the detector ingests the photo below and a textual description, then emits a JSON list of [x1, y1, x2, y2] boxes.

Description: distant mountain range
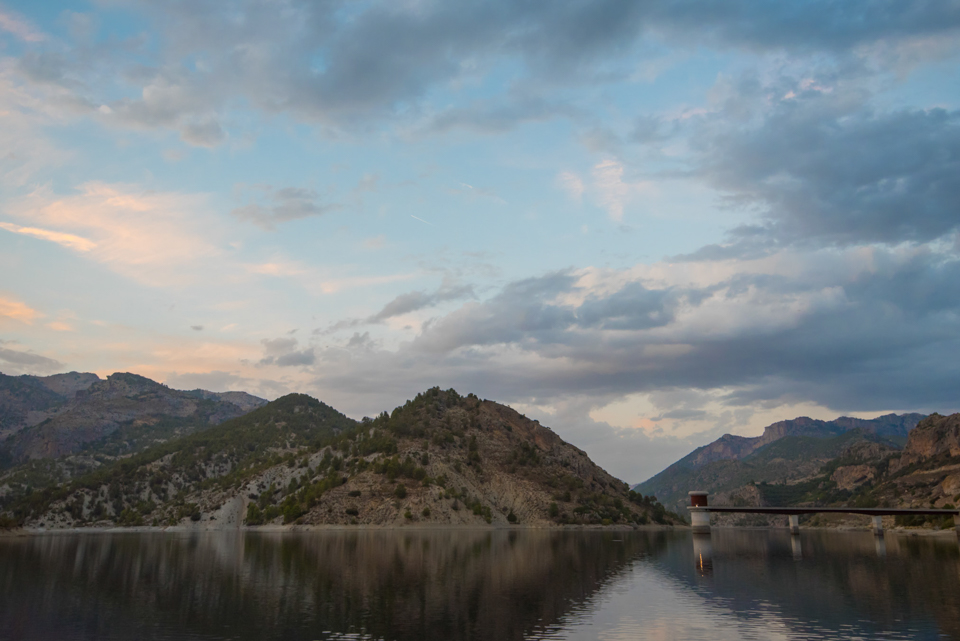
[[636, 412, 960, 528], [0, 374, 678, 529], [0, 371, 266, 467]]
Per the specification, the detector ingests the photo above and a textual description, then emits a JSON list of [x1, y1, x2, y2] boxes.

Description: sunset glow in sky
[[2, 1, 960, 481]]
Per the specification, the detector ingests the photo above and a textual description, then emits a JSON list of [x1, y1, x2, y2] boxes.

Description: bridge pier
[[788, 514, 800, 535], [872, 515, 884, 537]]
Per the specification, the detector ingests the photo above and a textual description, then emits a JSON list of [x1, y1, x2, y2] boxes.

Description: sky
[[1, 1, 959, 484]]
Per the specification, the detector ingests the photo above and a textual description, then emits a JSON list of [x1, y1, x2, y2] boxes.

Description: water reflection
[[1, 529, 959, 640], [0, 530, 657, 641], [692, 533, 713, 575]]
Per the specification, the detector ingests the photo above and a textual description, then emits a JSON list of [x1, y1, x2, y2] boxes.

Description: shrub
[[422, 507, 431, 517], [404, 510, 413, 520], [395, 484, 407, 499], [345, 508, 359, 516], [246, 504, 264, 525], [348, 490, 362, 497], [507, 510, 517, 523], [548, 502, 559, 518]]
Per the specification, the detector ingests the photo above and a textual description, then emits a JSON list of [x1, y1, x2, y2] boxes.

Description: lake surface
[[1, 528, 958, 640]]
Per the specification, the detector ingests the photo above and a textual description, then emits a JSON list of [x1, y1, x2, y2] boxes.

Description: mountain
[[636, 413, 924, 512], [0, 388, 679, 529], [0, 372, 100, 439], [635, 411, 960, 530], [0, 372, 267, 469]]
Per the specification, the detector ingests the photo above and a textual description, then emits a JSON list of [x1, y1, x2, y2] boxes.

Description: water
[[1, 528, 958, 640]]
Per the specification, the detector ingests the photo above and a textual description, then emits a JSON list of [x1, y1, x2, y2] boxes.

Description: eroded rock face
[[940, 474, 960, 498], [831, 465, 876, 492], [895, 414, 960, 470]]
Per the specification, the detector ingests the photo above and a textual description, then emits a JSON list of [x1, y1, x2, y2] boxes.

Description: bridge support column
[[872, 515, 884, 537], [690, 508, 711, 534], [789, 514, 800, 535]]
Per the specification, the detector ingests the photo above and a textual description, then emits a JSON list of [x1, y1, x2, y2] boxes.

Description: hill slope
[[0, 372, 100, 439], [637, 413, 923, 512], [0, 372, 267, 466], [1, 388, 678, 529]]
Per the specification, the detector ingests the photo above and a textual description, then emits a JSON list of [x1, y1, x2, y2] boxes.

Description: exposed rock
[[895, 413, 960, 470], [830, 465, 876, 492], [34, 372, 100, 398]]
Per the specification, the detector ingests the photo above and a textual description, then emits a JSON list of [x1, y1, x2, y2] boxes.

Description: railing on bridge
[[687, 490, 960, 537]]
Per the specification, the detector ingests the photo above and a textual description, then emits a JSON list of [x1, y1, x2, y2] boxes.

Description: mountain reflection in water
[[0, 529, 957, 640]]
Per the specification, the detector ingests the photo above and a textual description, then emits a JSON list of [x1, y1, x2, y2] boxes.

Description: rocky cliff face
[[895, 413, 960, 468]]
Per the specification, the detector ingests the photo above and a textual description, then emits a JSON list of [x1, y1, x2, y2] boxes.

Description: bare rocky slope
[[1, 388, 678, 529], [0, 372, 266, 466]]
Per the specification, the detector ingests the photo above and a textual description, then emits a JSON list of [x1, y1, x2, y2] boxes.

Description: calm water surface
[[1, 528, 958, 640]]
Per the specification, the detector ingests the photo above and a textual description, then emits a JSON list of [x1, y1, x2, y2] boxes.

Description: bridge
[[687, 491, 960, 536]]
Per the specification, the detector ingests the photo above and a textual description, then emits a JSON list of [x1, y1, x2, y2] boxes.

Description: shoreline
[[0, 522, 679, 536], [2, 523, 958, 537]]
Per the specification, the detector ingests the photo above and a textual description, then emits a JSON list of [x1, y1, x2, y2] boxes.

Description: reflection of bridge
[[687, 491, 960, 536]]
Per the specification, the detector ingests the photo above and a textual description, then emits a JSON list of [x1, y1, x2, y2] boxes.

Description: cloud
[[0, 9, 44, 42], [303, 244, 960, 429], [363, 235, 386, 250], [0, 222, 96, 252], [191, 325, 204, 331], [232, 187, 340, 230], [12, 0, 958, 140], [0, 346, 63, 374], [695, 83, 960, 247], [258, 337, 315, 367], [6, 182, 221, 287], [179, 117, 226, 147], [0, 296, 41, 324], [557, 171, 584, 201], [367, 283, 476, 324]]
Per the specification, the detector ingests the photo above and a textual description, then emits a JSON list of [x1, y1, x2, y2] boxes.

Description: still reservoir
[[1, 528, 958, 640]]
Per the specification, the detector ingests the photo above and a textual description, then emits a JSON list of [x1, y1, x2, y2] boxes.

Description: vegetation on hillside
[[0, 388, 678, 529]]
